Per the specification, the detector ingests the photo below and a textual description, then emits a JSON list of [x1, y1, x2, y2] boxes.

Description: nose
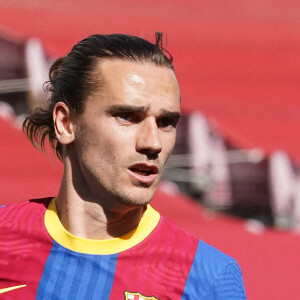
[[136, 118, 162, 158]]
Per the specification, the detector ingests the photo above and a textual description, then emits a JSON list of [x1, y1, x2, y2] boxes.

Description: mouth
[[129, 164, 158, 175], [128, 164, 159, 185]]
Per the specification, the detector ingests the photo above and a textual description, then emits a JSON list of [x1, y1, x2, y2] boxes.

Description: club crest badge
[[124, 291, 159, 300]]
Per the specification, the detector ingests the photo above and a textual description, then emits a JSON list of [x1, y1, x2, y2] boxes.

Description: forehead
[[97, 58, 177, 83], [87, 59, 181, 112]]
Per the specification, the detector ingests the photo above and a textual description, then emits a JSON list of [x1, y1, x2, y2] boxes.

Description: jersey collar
[[44, 198, 160, 255]]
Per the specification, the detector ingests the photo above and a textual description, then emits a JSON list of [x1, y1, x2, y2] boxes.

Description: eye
[[117, 113, 132, 122], [115, 112, 141, 124], [157, 117, 178, 130]]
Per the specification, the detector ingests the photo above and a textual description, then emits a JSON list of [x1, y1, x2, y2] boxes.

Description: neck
[[55, 161, 145, 240]]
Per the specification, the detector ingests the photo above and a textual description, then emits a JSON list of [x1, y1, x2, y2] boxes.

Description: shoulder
[[195, 239, 236, 266], [157, 217, 246, 299], [157, 216, 200, 251], [0, 197, 53, 223], [183, 240, 247, 299], [158, 216, 236, 264]]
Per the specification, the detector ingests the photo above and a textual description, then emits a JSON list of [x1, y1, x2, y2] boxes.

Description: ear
[[53, 102, 75, 145]]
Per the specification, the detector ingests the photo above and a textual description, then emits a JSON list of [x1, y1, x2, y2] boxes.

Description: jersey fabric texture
[[0, 198, 246, 299]]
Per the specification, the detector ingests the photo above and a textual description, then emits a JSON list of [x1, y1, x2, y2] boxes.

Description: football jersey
[[0, 198, 246, 299]]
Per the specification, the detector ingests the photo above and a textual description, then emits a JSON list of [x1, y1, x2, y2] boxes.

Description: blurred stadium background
[[0, 0, 300, 299]]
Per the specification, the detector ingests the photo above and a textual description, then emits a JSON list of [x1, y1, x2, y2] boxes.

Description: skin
[[53, 59, 181, 239]]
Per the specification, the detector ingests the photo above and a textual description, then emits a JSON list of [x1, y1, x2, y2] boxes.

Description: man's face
[[71, 59, 181, 207]]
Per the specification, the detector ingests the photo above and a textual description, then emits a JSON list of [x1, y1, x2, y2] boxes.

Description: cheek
[[162, 132, 177, 153], [79, 125, 132, 165]]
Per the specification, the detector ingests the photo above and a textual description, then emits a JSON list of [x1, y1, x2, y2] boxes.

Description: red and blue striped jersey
[[0, 198, 246, 299]]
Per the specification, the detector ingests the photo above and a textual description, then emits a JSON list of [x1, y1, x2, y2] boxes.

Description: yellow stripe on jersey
[[0, 285, 26, 294], [44, 198, 160, 255]]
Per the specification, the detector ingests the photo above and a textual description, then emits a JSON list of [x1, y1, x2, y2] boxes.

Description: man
[[0, 33, 246, 299]]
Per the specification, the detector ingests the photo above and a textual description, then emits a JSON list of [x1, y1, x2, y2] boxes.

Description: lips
[[128, 164, 158, 184], [129, 164, 158, 175]]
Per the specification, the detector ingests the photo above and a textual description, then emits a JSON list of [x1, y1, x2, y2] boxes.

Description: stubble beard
[[112, 184, 157, 208]]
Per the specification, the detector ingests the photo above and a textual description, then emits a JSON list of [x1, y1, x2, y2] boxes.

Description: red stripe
[[110, 217, 198, 299], [0, 199, 54, 299]]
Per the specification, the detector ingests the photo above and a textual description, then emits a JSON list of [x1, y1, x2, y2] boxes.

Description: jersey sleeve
[[204, 260, 246, 299], [182, 240, 247, 299]]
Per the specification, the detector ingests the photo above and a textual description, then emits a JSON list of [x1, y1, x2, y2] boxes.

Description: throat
[[56, 196, 145, 240]]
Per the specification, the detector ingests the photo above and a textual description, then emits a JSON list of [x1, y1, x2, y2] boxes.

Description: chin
[[116, 186, 157, 207]]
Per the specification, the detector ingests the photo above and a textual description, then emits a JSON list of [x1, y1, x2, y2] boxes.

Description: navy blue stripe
[[52, 250, 72, 298], [36, 242, 118, 299], [36, 242, 66, 298], [90, 254, 118, 300], [84, 256, 101, 298], [66, 255, 86, 299]]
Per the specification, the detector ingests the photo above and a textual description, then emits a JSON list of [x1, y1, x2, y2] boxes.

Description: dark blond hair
[[23, 33, 174, 160]]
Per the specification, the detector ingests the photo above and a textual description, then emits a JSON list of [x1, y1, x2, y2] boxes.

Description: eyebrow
[[106, 105, 149, 114], [159, 110, 182, 121], [106, 105, 181, 119]]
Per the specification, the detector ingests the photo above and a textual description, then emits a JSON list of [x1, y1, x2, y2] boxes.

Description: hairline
[[76, 56, 176, 112]]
